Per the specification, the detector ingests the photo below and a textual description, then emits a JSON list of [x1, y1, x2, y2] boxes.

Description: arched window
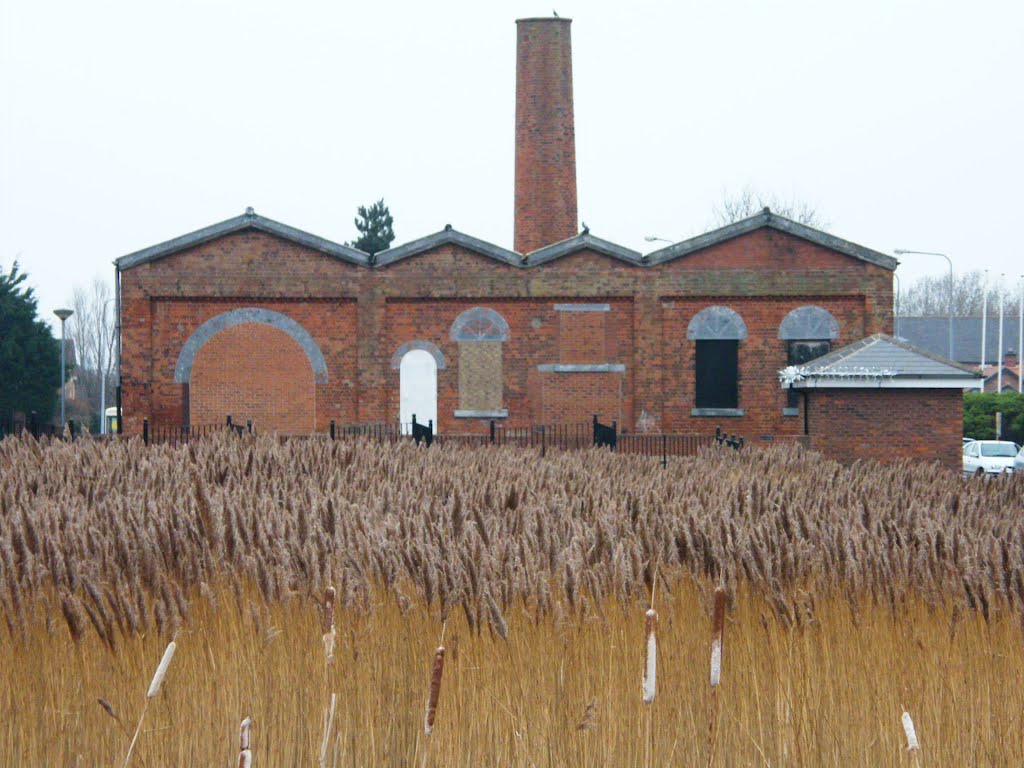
[[450, 307, 509, 417], [779, 306, 839, 411], [687, 306, 747, 413]]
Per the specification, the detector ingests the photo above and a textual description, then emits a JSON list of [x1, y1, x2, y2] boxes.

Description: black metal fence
[[3, 410, 746, 465], [1, 413, 68, 440]]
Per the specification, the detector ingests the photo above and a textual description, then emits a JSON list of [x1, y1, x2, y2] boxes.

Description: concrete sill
[[782, 407, 800, 417], [537, 363, 626, 373], [691, 408, 744, 417], [454, 409, 509, 419]]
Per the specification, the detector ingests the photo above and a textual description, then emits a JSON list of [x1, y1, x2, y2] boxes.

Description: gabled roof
[[644, 208, 899, 271], [373, 225, 522, 268], [787, 334, 981, 389], [115, 208, 371, 270], [526, 232, 643, 266]]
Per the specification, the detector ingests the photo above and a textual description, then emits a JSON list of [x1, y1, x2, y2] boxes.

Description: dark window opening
[[786, 340, 831, 408], [696, 340, 739, 409]]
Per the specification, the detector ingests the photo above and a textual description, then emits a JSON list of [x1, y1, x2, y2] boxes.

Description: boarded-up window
[[458, 341, 503, 411], [450, 307, 508, 414]]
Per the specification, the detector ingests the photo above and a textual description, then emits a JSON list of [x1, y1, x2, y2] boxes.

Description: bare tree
[[899, 270, 1017, 317], [712, 186, 829, 230], [67, 278, 117, 430]]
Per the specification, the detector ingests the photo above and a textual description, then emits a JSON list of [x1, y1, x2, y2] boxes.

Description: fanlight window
[[450, 307, 509, 342]]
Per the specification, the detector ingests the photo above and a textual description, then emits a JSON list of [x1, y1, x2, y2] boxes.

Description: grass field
[[1, 434, 1021, 765]]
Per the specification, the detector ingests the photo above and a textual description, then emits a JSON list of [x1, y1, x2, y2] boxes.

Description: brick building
[[115, 16, 934, 460]]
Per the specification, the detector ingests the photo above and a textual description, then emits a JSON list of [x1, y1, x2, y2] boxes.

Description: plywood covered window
[[687, 306, 747, 413], [779, 306, 839, 409], [450, 307, 509, 415]]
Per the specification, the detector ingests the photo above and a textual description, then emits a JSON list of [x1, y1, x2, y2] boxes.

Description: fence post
[[592, 414, 598, 445], [612, 420, 617, 451], [143, 418, 149, 446], [428, 419, 434, 447], [662, 433, 667, 469], [490, 419, 495, 445], [246, 418, 252, 434], [541, 424, 546, 458], [330, 419, 336, 441], [226, 414, 233, 429]]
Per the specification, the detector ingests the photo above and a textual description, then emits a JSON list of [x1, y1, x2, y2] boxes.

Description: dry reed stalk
[[902, 711, 921, 767], [123, 640, 177, 767], [706, 586, 727, 768], [319, 694, 336, 768], [322, 586, 336, 664], [238, 716, 252, 768]]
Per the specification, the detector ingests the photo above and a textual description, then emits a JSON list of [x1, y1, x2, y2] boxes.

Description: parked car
[[963, 440, 1020, 478], [1015, 445, 1024, 475], [963, 437, 976, 445]]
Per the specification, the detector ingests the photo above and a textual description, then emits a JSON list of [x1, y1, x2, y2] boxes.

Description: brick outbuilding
[[784, 334, 982, 471], [112, 15, 973, 469]]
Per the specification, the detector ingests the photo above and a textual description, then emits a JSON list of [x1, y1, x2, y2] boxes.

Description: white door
[[399, 349, 438, 434]]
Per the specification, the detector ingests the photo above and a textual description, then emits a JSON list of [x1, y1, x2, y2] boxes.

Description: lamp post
[[644, 235, 674, 244], [893, 272, 901, 339], [894, 249, 953, 360], [53, 308, 73, 427]]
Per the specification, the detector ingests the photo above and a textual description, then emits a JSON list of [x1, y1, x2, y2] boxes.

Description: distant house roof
[[784, 334, 982, 390], [645, 208, 898, 270], [897, 316, 1023, 364]]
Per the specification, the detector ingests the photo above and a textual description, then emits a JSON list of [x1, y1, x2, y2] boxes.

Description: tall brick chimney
[[514, 17, 578, 254]]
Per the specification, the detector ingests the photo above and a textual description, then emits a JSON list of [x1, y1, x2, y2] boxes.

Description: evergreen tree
[[350, 199, 395, 256], [0, 262, 63, 420]]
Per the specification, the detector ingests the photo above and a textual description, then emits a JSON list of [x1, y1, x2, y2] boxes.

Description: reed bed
[[0, 433, 1022, 765]]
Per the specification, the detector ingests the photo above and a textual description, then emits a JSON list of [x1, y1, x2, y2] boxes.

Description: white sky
[[2, 0, 1022, 331]]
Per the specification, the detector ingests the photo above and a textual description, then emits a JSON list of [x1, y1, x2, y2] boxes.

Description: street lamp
[[644, 235, 674, 244], [894, 249, 953, 360], [893, 272, 901, 339], [53, 308, 73, 427]]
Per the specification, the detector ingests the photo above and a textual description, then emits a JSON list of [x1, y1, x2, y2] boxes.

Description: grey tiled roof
[[799, 334, 979, 380], [645, 208, 898, 270], [896, 316, 1022, 364], [116, 207, 897, 273], [115, 209, 370, 269]]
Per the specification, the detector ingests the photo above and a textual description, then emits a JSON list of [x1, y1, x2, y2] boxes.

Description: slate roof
[[115, 208, 371, 269], [789, 334, 981, 388], [897, 316, 1023, 364], [645, 208, 898, 270], [116, 207, 896, 272]]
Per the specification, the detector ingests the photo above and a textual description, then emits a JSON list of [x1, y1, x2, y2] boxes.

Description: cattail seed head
[[486, 590, 508, 640], [424, 646, 445, 736], [901, 711, 920, 752], [146, 641, 176, 698], [642, 608, 657, 704]]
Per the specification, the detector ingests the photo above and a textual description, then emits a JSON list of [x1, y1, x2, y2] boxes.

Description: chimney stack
[[514, 17, 578, 254]]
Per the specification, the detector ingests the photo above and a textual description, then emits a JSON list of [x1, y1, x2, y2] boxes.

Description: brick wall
[[806, 388, 963, 472], [190, 323, 314, 433], [119, 225, 894, 439]]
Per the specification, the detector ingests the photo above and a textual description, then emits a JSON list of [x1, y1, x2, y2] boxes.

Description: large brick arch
[[189, 323, 316, 433], [174, 308, 328, 384], [177, 309, 326, 434]]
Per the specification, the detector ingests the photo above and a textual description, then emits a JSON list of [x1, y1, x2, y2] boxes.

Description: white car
[[963, 440, 1020, 478]]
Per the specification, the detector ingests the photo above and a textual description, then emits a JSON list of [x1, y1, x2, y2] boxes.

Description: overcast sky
[[2, 0, 1022, 331]]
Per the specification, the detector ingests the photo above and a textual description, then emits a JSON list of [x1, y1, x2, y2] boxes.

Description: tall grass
[[0, 433, 1022, 764]]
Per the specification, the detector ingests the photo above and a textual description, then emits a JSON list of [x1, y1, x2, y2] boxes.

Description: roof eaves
[[373, 228, 522, 268], [115, 211, 371, 269], [526, 233, 643, 266], [643, 210, 898, 271]]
